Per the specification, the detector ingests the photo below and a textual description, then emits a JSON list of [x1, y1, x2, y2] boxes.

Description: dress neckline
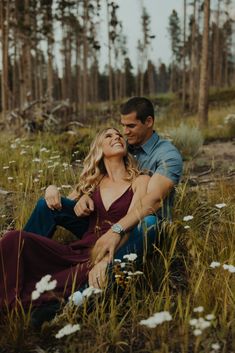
[[98, 185, 132, 212]]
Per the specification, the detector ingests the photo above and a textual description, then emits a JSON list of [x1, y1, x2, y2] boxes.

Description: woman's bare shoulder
[[132, 174, 150, 190]]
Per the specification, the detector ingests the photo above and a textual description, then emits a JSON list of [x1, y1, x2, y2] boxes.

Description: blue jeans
[[115, 215, 158, 261], [24, 197, 89, 239]]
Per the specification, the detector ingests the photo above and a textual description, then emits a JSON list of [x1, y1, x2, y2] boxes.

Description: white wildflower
[[211, 343, 220, 351], [193, 329, 202, 336], [32, 158, 41, 163], [50, 155, 60, 160], [1, 215, 6, 218], [193, 306, 204, 313], [82, 286, 102, 298], [10, 143, 17, 149], [223, 264, 235, 273], [7, 177, 14, 181], [184, 225, 190, 229], [33, 178, 40, 183], [20, 150, 27, 155], [69, 291, 84, 306], [120, 262, 126, 268], [114, 259, 121, 263], [123, 253, 138, 262], [189, 318, 198, 326], [183, 215, 194, 221], [9, 160, 16, 164], [3, 166, 10, 170], [55, 323, 80, 339], [40, 147, 49, 153], [205, 314, 215, 321], [210, 261, 221, 268], [32, 274, 57, 300], [215, 203, 226, 209], [140, 311, 172, 328], [133, 271, 144, 275], [197, 317, 211, 329], [61, 185, 72, 189], [31, 290, 40, 301]]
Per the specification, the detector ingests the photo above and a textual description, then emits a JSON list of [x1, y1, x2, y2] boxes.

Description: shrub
[[224, 114, 235, 138], [168, 123, 204, 159]]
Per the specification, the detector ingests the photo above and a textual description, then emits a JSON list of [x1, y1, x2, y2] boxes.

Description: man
[[77, 97, 183, 264]]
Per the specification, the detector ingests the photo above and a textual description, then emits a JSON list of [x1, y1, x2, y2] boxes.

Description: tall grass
[[0, 130, 234, 353]]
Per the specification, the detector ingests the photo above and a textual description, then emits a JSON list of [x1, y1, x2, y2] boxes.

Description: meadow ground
[[0, 102, 234, 353]]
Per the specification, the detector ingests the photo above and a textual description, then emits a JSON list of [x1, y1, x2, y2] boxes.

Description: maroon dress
[[0, 187, 133, 309]]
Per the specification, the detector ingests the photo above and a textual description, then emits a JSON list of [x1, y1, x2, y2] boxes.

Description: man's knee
[[137, 215, 157, 234]]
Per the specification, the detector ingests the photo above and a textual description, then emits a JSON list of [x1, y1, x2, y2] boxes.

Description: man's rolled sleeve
[[155, 148, 183, 185]]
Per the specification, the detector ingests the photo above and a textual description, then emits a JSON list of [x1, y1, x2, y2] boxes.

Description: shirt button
[[134, 155, 137, 158]]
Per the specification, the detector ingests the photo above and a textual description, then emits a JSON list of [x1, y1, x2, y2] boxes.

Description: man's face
[[120, 111, 153, 146]]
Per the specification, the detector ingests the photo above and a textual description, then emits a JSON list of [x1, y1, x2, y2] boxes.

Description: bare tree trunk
[[182, 0, 187, 111], [106, 0, 113, 112], [198, 0, 210, 128], [147, 61, 154, 95], [189, 0, 197, 111], [0, 0, 9, 116], [21, 0, 32, 108], [82, 0, 88, 119], [213, 0, 222, 87]]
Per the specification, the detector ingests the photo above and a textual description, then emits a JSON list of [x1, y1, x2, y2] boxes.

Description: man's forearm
[[118, 194, 162, 232]]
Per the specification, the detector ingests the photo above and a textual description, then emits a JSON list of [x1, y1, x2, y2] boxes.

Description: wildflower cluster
[[189, 306, 215, 336], [140, 311, 172, 328], [31, 274, 57, 301], [113, 253, 143, 288], [210, 261, 235, 273]]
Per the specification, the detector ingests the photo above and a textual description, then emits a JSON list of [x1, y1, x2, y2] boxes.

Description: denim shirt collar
[[128, 131, 159, 154], [140, 131, 159, 154]]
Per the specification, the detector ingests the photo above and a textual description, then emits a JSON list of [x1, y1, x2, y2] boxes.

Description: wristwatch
[[111, 223, 125, 238]]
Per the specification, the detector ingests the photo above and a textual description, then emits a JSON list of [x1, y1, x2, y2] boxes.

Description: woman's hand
[[88, 258, 108, 289], [74, 194, 94, 217], [45, 185, 62, 210]]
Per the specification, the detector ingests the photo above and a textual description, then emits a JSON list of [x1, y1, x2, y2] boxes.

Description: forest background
[[0, 1, 235, 353]]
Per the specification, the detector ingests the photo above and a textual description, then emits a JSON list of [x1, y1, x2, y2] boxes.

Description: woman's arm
[[115, 174, 150, 249]]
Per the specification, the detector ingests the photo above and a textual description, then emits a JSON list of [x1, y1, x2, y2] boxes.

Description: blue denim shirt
[[128, 132, 183, 220]]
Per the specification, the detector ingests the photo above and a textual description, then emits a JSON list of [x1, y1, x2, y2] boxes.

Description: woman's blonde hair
[[76, 127, 140, 196]]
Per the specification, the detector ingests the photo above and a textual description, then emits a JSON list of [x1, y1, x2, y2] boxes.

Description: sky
[[98, 0, 183, 71]]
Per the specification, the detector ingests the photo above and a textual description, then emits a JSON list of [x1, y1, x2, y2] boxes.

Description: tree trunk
[[0, 0, 9, 116], [182, 0, 187, 111], [189, 0, 198, 112], [106, 0, 113, 112], [198, 0, 210, 128], [82, 0, 88, 119]]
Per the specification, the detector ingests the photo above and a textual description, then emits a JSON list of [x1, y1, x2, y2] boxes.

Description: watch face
[[112, 224, 124, 235]]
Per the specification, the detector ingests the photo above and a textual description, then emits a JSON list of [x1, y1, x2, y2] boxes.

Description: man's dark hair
[[120, 97, 154, 123]]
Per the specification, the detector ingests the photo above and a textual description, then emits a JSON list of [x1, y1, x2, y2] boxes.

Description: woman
[[0, 128, 154, 310]]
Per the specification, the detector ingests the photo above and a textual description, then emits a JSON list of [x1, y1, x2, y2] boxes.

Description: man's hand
[[92, 230, 121, 264], [88, 259, 108, 288], [45, 185, 61, 210], [74, 194, 94, 217]]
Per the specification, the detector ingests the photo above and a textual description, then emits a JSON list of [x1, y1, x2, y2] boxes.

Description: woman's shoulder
[[132, 174, 150, 190]]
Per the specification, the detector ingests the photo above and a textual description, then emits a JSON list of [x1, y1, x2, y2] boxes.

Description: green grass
[[0, 113, 234, 352]]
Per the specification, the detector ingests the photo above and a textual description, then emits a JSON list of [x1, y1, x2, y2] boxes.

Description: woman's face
[[101, 129, 127, 158]]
